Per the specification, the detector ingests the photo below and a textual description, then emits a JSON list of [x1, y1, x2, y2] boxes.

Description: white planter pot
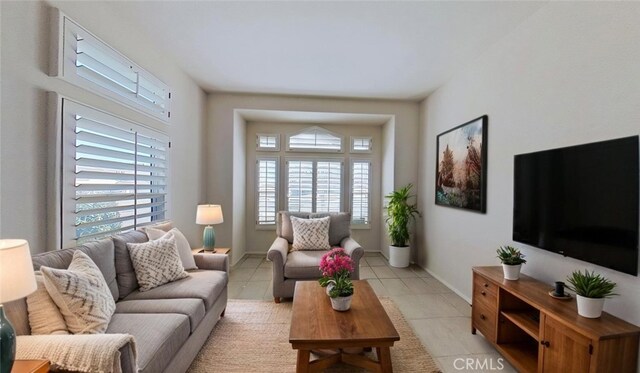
[[389, 245, 410, 268], [330, 295, 353, 311], [502, 264, 522, 280], [576, 295, 605, 318]]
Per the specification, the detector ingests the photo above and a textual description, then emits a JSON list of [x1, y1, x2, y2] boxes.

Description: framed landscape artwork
[[435, 115, 488, 213]]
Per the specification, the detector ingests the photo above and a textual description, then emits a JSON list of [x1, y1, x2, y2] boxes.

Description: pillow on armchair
[[290, 216, 331, 251]]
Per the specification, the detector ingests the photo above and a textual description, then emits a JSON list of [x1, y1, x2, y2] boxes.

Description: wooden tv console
[[472, 266, 640, 373]]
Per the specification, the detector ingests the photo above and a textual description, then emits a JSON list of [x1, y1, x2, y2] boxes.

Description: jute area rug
[[188, 297, 441, 373]]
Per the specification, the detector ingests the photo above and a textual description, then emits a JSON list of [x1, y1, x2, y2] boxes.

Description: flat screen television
[[513, 136, 639, 276]]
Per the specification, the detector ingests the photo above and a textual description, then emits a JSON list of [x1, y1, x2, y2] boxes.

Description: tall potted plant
[[566, 270, 617, 318], [384, 184, 421, 268], [496, 246, 527, 280]]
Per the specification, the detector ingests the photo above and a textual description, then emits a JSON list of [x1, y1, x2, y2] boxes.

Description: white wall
[[1, 1, 207, 253], [244, 121, 383, 255], [418, 1, 640, 331], [207, 93, 419, 265]]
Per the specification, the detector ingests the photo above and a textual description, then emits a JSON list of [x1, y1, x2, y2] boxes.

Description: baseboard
[[423, 267, 472, 304]]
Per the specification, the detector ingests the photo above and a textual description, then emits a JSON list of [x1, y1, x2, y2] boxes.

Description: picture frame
[[435, 115, 488, 213]]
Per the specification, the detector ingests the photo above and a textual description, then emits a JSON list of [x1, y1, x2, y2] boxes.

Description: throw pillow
[[26, 272, 69, 335], [41, 251, 116, 334], [290, 216, 332, 251], [127, 237, 188, 292], [144, 227, 198, 270]]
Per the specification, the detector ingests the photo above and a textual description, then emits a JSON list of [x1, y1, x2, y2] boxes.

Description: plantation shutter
[[288, 128, 342, 152], [63, 100, 168, 246], [257, 158, 278, 224], [256, 134, 279, 151], [316, 161, 342, 213], [287, 160, 314, 212], [62, 16, 171, 121], [351, 161, 371, 224]]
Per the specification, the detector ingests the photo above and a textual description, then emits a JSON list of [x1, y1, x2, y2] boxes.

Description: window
[[351, 161, 371, 225], [256, 134, 280, 151], [61, 99, 169, 247], [286, 159, 342, 213], [256, 157, 278, 225], [54, 11, 171, 122], [287, 126, 343, 152], [351, 137, 372, 153]]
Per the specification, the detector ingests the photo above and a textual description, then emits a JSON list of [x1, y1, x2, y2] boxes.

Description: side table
[[192, 247, 230, 255], [11, 360, 50, 373]]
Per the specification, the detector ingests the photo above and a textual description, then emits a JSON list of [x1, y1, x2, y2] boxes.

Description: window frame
[[51, 9, 171, 123], [255, 156, 280, 229], [60, 98, 170, 248], [286, 126, 344, 153], [350, 159, 372, 229], [256, 133, 280, 152], [350, 136, 373, 153], [284, 156, 345, 213]]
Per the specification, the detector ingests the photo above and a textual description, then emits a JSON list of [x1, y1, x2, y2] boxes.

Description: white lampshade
[[196, 204, 224, 225], [0, 239, 37, 304]]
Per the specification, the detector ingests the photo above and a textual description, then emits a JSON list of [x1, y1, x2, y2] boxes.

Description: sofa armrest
[[193, 253, 229, 273], [341, 236, 364, 260], [267, 237, 289, 267], [16, 334, 137, 373]]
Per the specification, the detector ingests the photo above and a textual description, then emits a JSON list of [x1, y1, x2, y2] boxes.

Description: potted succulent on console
[[566, 269, 617, 318], [497, 246, 527, 280], [384, 184, 421, 268], [319, 248, 355, 311]]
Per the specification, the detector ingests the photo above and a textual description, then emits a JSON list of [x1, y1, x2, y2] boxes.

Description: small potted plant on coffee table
[[566, 269, 617, 318], [319, 248, 355, 311], [497, 246, 527, 280]]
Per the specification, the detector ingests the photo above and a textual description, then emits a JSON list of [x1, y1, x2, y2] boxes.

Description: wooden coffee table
[[289, 280, 400, 373]]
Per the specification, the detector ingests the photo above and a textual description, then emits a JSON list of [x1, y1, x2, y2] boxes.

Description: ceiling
[[110, 1, 546, 100]]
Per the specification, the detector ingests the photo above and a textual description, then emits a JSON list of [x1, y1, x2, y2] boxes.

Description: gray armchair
[[267, 212, 364, 303]]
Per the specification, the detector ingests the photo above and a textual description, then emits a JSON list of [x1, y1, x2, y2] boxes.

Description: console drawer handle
[[480, 314, 486, 320], [540, 340, 550, 347], [483, 283, 489, 288], [481, 291, 486, 296]]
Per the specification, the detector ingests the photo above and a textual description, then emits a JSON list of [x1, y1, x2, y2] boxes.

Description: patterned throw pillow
[[41, 251, 116, 334], [290, 216, 332, 251], [26, 272, 69, 335], [144, 227, 198, 270], [127, 237, 188, 292]]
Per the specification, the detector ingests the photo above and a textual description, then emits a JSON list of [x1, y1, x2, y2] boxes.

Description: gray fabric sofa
[[266, 212, 364, 302], [4, 223, 228, 373]]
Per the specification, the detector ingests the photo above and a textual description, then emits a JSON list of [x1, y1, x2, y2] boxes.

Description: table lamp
[[196, 204, 224, 251], [0, 239, 37, 373]]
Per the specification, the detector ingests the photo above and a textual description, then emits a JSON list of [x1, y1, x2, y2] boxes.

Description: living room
[[2, 1, 640, 372]]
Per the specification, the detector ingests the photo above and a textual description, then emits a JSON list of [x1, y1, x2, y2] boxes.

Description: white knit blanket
[[16, 333, 137, 373]]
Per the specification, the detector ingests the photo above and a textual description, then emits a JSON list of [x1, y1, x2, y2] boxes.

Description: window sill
[[255, 225, 276, 231], [351, 225, 371, 230]]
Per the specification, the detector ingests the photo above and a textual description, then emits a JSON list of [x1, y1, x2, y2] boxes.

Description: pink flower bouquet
[[319, 248, 354, 298]]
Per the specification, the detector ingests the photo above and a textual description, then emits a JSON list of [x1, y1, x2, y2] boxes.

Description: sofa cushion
[[127, 237, 188, 292], [284, 251, 326, 279], [31, 238, 119, 301], [41, 251, 116, 334], [310, 212, 352, 246], [106, 313, 189, 373], [115, 299, 205, 333], [113, 230, 148, 299], [123, 270, 228, 311], [290, 216, 331, 251], [276, 212, 310, 243]]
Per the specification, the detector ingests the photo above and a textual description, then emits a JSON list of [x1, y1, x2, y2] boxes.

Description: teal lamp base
[[0, 305, 16, 373], [203, 225, 216, 251]]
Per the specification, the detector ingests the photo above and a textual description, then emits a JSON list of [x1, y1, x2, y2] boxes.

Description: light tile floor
[[229, 252, 515, 373]]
